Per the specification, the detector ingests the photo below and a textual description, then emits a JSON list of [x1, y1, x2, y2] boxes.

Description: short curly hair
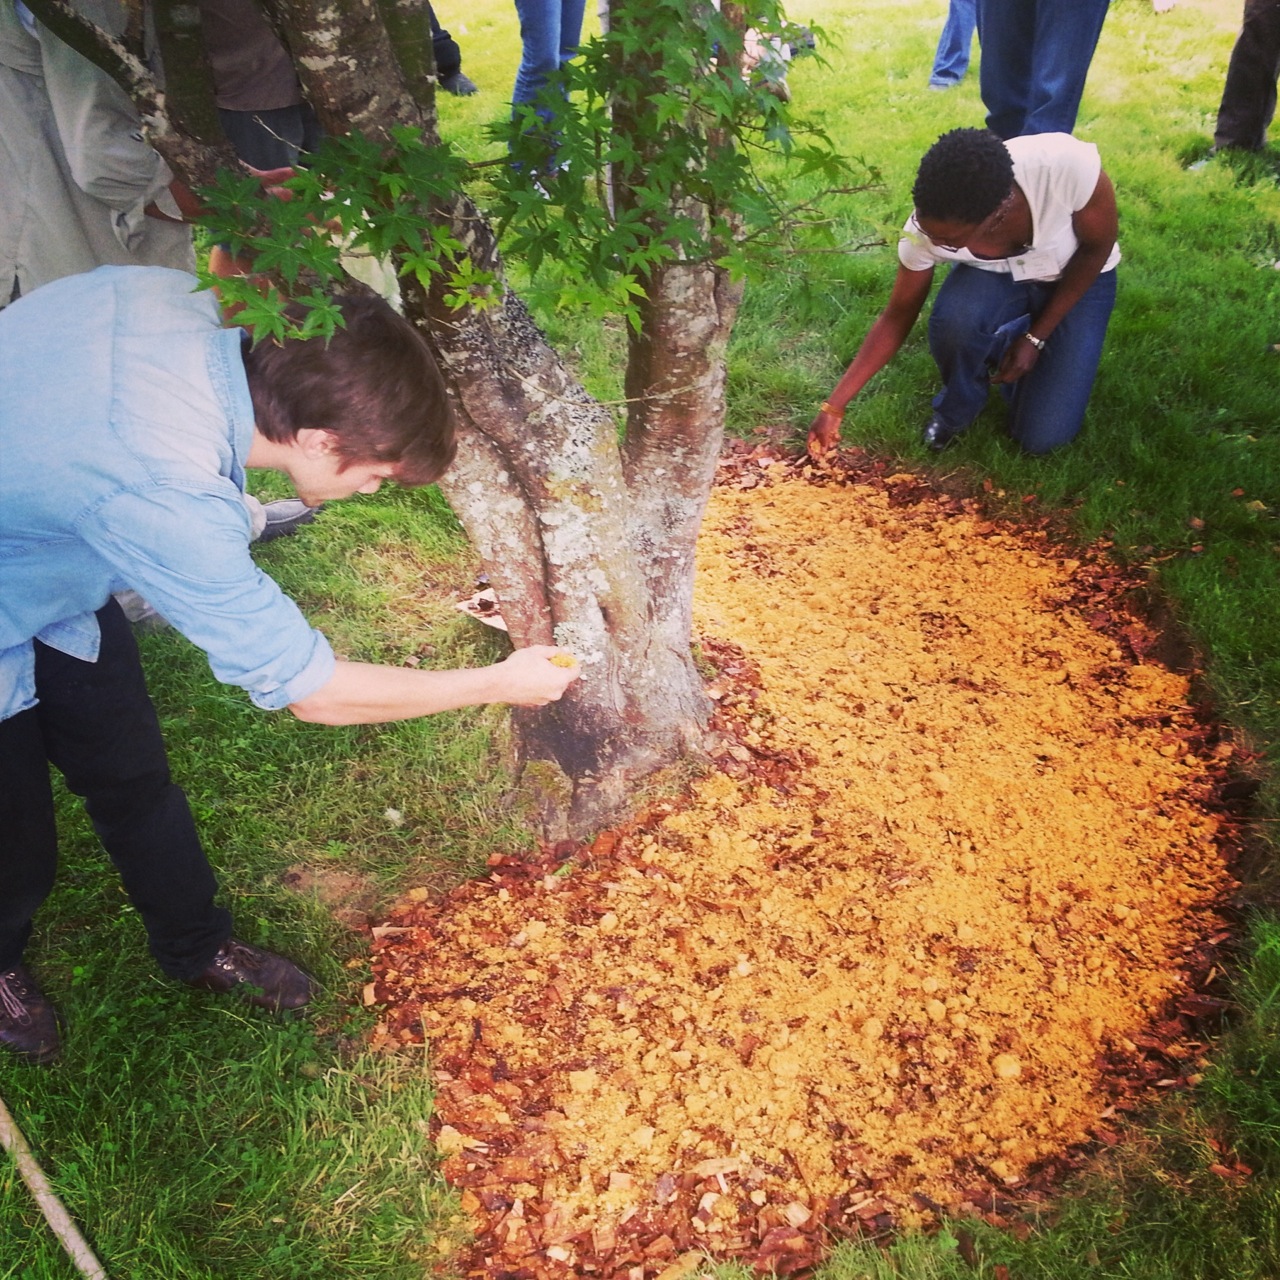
[[912, 128, 1014, 225]]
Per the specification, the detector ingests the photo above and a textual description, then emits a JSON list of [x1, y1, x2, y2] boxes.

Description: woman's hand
[[807, 405, 843, 459], [991, 334, 1041, 385]]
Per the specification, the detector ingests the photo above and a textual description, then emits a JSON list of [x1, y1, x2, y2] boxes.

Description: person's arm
[[808, 263, 935, 457], [288, 647, 578, 725], [991, 170, 1118, 385]]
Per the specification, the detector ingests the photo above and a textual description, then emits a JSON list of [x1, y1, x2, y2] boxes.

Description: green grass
[[4, 0, 1280, 1276]]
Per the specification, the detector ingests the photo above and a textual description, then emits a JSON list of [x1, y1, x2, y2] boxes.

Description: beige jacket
[[0, 0, 193, 304]]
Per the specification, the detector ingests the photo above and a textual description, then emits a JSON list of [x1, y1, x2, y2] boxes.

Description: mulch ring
[[364, 444, 1254, 1279]]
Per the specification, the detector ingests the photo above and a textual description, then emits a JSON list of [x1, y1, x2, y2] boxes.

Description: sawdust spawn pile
[[369, 468, 1235, 1274]]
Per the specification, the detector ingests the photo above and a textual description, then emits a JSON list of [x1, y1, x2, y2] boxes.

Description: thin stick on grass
[[0, 1093, 109, 1280]]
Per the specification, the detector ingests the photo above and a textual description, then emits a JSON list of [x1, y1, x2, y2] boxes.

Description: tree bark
[[406, 213, 719, 839]]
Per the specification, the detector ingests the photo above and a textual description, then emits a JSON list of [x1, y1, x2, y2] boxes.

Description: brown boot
[[185, 939, 312, 1012], [0, 965, 61, 1064]]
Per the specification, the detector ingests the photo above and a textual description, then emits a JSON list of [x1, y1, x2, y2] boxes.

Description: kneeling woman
[[810, 127, 1119, 456]]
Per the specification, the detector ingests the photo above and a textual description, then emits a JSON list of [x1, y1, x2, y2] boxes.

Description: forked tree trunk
[[269, 0, 737, 838], [406, 214, 728, 839]]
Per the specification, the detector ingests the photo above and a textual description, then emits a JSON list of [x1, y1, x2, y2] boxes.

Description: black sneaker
[[186, 940, 313, 1012], [0, 965, 61, 1064], [440, 71, 479, 96], [921, 414, 964, 452]]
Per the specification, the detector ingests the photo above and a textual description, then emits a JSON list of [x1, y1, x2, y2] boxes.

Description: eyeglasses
[[914, 190, 1015, 253]]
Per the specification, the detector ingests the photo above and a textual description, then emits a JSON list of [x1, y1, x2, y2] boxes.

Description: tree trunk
[[405, 210, 720, 840], [274, 0, 732, 839]]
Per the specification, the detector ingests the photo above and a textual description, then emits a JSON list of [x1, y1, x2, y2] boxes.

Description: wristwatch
[[1023, 332, 1046, 351]]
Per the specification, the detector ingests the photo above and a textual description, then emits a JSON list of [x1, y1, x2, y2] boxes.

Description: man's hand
[[807, 405, 843, 459], [493, 646, 580, 706], [244, 163, 299, 202], [991, 335, 1041, 385]]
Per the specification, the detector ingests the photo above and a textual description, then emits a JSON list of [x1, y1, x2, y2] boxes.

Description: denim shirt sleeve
[[86, 483, 335, 709]]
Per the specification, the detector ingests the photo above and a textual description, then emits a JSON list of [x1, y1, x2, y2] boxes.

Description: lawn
[[3, 1, 1278, 1277]]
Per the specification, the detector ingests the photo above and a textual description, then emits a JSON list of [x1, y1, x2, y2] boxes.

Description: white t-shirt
[[898, 133, 1121, 282]]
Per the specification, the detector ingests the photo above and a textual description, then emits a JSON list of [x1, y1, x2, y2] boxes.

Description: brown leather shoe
[[186, 939, 312, 1012], [0, 965, 61, 1064]]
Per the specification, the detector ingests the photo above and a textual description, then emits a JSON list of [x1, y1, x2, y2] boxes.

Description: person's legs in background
[[1213, 0, 1280, 151], [511, 0, 586, 126], [428, 2, 478, 95], [930, 0, 977, 89], [1007, 270, 1116, 454], [975, 0, 1035, 138], [1019, 0, 1111, 135]]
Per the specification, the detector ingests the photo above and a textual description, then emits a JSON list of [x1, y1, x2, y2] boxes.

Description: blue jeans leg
[[927, 265, 1115, 452], [928, 264, 1032, 434], [976, 0, 1035, 138], [512, 0, 587, 119], [1021, 0, 1110, 135], [976, 0, 1109, 138], [930, 0, 977, 86], [1007, 269, 1115, 454]]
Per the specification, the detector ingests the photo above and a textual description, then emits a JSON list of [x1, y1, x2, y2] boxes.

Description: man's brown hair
[[242, 293, 457, 486]]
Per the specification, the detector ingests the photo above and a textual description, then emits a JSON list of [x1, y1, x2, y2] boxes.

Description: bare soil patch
[[366, 450, 1242, 1278], [281, 863, 383, 929]]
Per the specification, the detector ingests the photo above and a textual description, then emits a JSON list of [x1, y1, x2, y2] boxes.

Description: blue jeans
[[927, 264, 1116, 454], [975, 0, 1110, 138], [0, 601, 232, 978], [512, 0, 587, 121], [930, 0, 977, 87]]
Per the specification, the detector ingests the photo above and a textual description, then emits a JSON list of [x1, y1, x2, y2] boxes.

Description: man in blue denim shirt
[[0, 266, 579, 1063]]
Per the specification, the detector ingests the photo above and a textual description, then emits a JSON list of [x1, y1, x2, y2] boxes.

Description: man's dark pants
[[0, 601, 231, 979], [1215, 0, 1280, 151]]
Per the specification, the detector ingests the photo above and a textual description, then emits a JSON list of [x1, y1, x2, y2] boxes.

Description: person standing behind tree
[[198, 0, 324, 172], [974, 0, 1110, 139], [0, 0, 194, 303]]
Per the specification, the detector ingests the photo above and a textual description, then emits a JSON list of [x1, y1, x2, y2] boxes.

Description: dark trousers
[[428, 2, 463, 78], [0, 601, 231, 979], [218, 102, 324, 172], [975, 0, 1111, 139], [1214, 0, 1280, 151]]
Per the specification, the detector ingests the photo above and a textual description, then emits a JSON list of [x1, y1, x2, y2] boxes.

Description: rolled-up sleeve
[[87, 483, 336, 710]]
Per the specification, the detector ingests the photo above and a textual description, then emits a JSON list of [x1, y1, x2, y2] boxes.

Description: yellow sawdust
[[381, 471, 1235, 1255]]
